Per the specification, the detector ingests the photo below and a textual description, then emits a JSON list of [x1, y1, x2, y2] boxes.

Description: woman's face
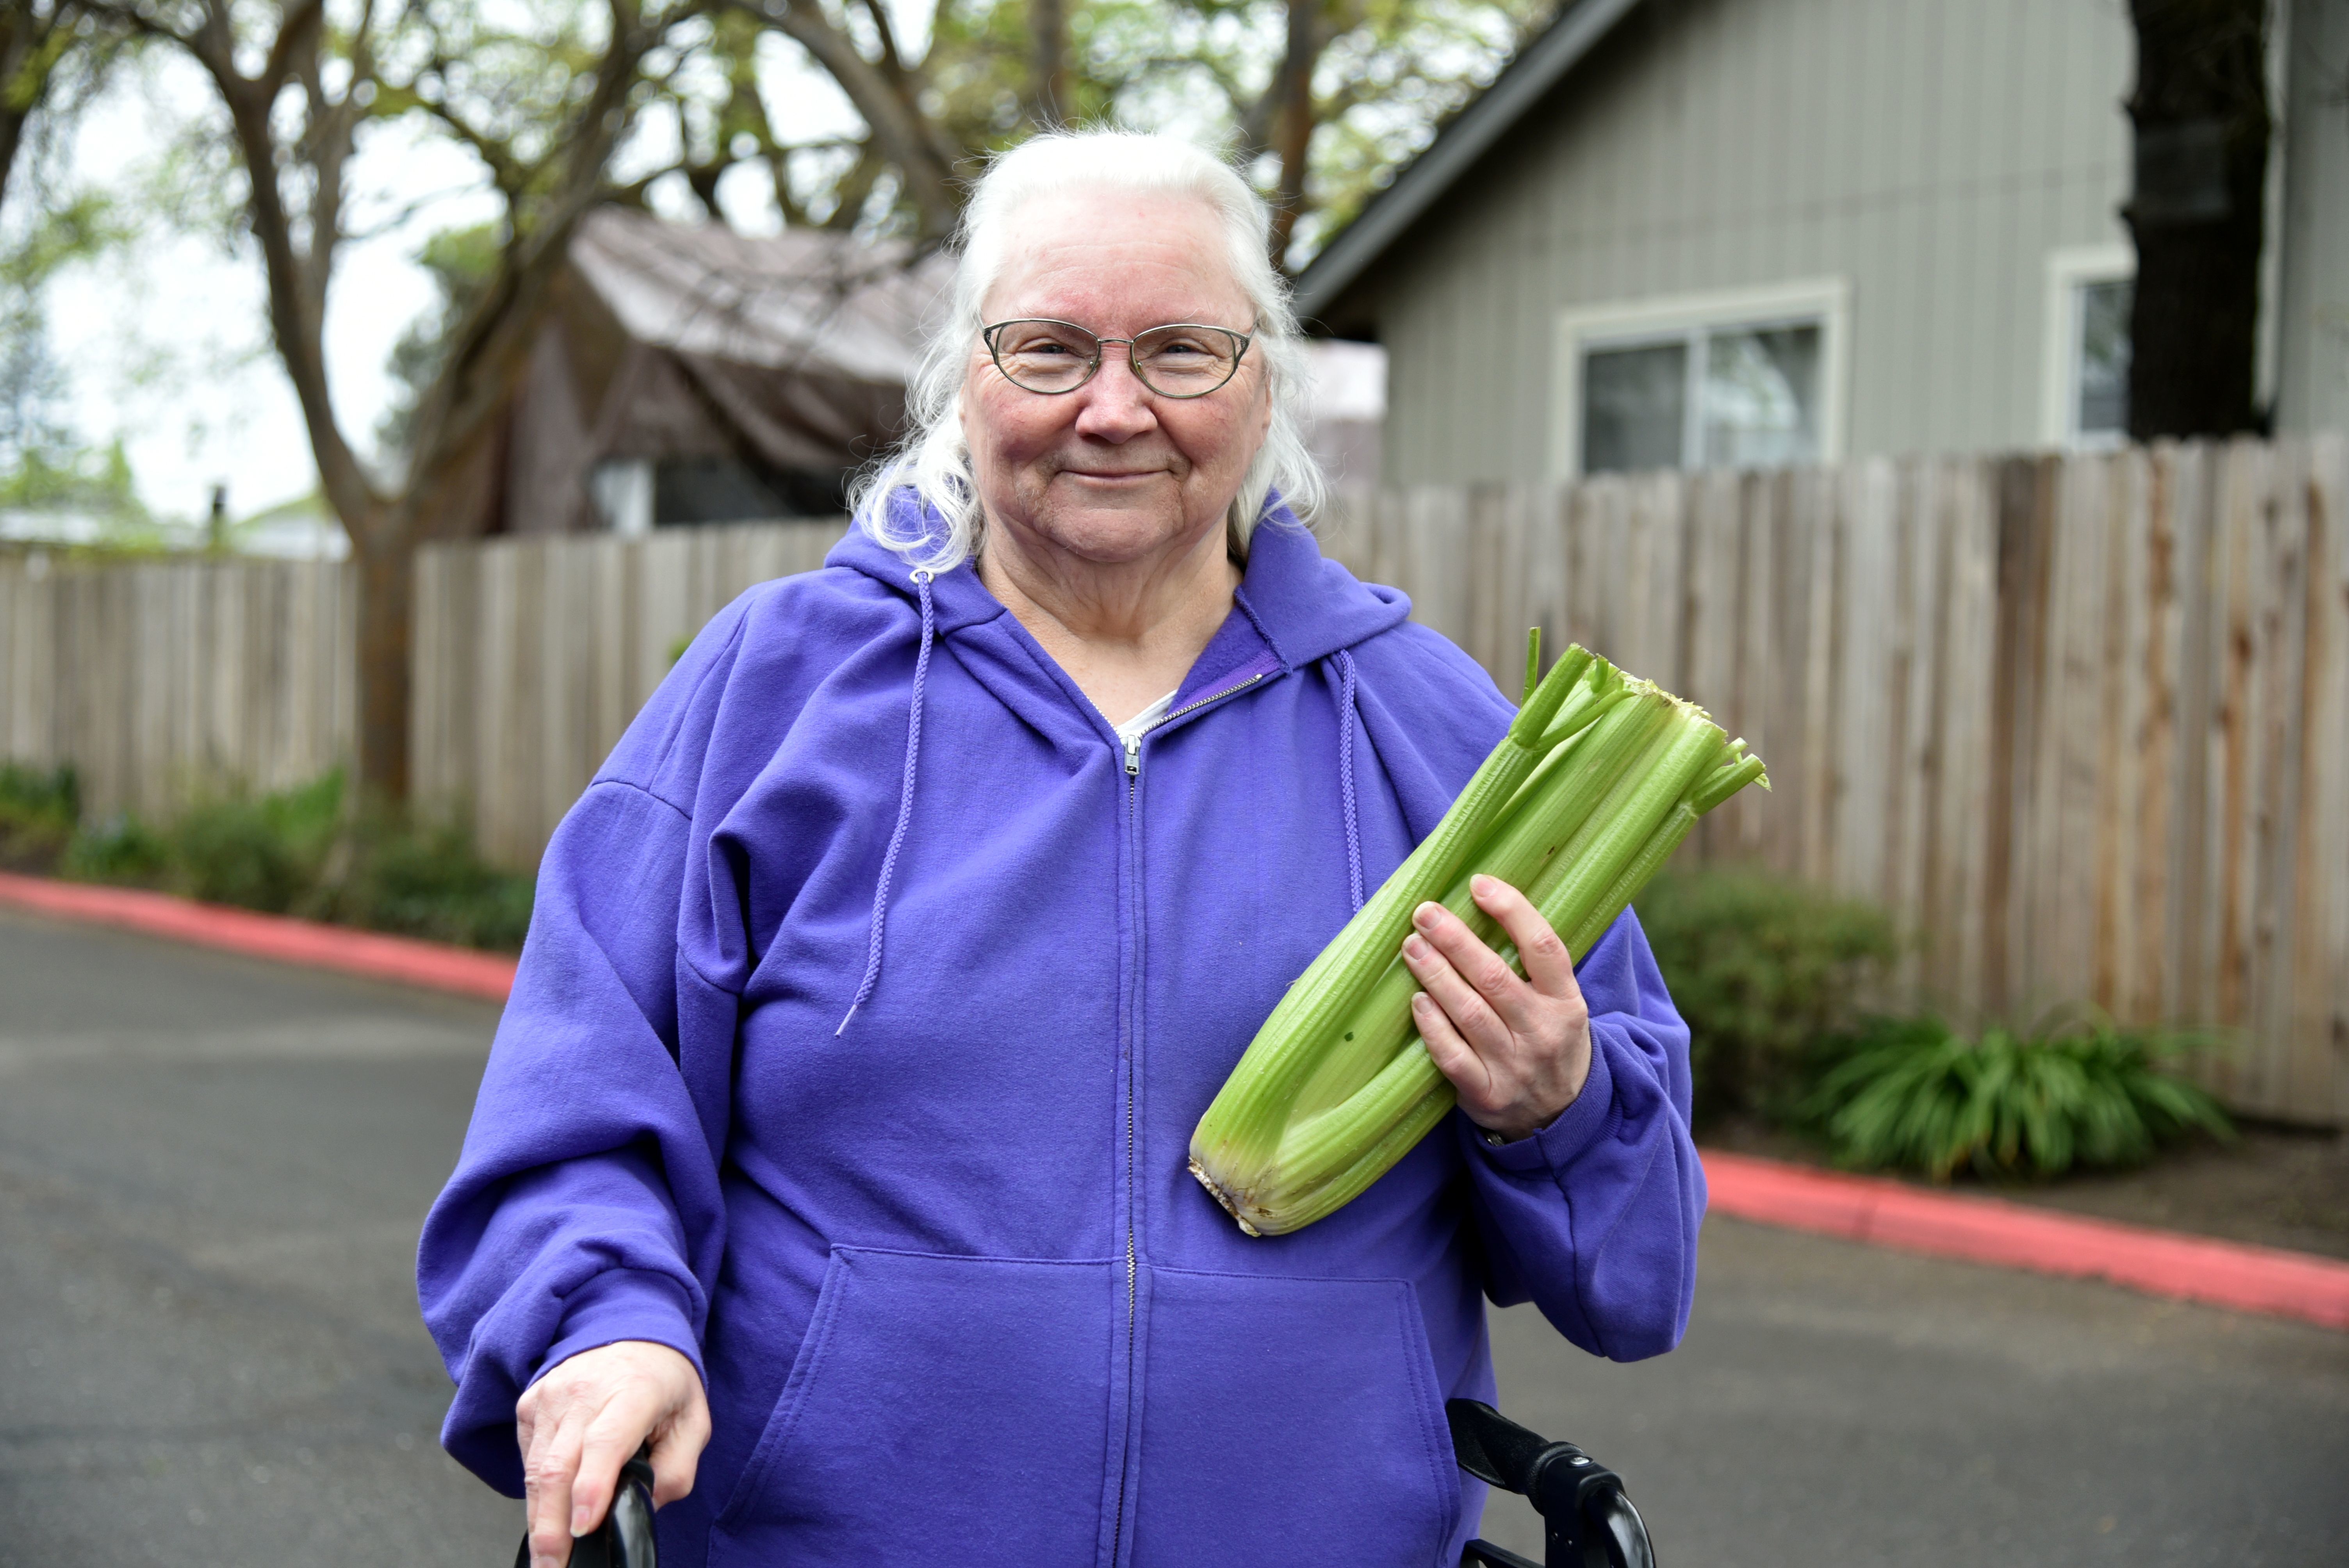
[[962, 189, 1272, 572]]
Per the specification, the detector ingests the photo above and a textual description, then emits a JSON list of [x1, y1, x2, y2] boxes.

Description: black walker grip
[[1448, 1400, 1655, 1568], [512, 1447, 658, 1568]]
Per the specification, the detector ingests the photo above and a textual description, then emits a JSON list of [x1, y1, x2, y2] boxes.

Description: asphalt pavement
[[2, 903, 2344, 1566]]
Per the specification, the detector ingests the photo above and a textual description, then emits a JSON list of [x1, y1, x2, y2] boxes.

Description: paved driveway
[[1477, 1224, 2348, 1565], [0, 906, 516, 1565], [2, 905, 2343, 1566]]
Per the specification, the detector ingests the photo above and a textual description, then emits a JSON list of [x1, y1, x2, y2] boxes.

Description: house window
[[2073, 279, 2132, 443], [1556, 280, 1848, 478], [1583, 323, 1823, 474], [1581, 342, 1685, 472], [590, 455, 847, 532], [2042, 246, 2135, 449]]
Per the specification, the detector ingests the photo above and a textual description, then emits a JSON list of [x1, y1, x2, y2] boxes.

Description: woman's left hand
[[1401, 874, 1592, 1143]]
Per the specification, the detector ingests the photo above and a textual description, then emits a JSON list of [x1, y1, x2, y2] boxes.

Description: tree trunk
[[1030, 0, 1066, 128], [2124, 0, 2272, 439], [1267, 0, 1316, 268], [352, 531, 414, 804]]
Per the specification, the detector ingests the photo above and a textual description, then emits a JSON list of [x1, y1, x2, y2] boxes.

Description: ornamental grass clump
[[1802, 1013, 2235, 1182], [1189, 634, 1769, 1236]]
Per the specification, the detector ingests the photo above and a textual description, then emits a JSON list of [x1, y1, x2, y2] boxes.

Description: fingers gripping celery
[[1189, 636, 1770, 1236], [1187, 645, 1586, 1184]]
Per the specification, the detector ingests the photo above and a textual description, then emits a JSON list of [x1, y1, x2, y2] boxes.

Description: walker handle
[[510, 1445, 658, 1568], [1449, 1400, 1655, 1568]]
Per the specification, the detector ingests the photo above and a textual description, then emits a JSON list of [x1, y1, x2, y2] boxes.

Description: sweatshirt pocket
[[1130, 1267, 1460, 1568], [709, 1247, 1117, 1568]]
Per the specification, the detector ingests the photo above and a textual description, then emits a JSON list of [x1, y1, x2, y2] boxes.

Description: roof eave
[[1291, 0, 1648, 327]]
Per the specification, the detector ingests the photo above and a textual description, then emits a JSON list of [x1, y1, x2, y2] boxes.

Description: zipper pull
[[1123, 732, 1142, 775]]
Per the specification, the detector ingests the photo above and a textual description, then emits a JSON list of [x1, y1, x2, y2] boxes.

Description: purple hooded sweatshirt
[[417, 501, 1704, 1568]]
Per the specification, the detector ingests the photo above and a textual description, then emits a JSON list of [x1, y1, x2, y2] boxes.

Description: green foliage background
[[7, 766, 532, 951], [1635, 867, 1898, 1126]]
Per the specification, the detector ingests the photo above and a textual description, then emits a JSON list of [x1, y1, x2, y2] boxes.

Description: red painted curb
[[0, 871, 516, 1002], [1702, 1147, 2349, 1332]]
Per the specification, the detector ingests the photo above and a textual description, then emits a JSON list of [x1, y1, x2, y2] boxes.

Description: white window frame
[[589, 457, 656, 536], [1551, 277, 1851, 481], [2040, 244, 2136, 450]]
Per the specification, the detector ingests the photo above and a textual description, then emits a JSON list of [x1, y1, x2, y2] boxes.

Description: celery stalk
[[1189, 644, 1768, 1236], [1187, 643, 1592, 1182]]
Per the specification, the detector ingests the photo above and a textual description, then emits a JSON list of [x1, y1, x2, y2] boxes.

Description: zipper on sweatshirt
[[1107, 733, 1143, 1567], [1103, 666, 1267, 1567]]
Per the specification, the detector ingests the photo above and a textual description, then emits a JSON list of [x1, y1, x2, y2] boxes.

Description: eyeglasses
[[981, 318, 1254, 398]]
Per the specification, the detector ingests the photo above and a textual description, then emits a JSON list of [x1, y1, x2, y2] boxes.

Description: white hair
[[851, 129, 1324, 572]]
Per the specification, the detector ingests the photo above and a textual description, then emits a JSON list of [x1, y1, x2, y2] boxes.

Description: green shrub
[[1802, 1013, 2234, 1181], [0, 763, 79, 871], [60, 811, 168, 883], [1635, 867, 1898, 1124], [44, 770, 532, 950], [168, 772, 345, 913], [328, 811, 535, 950]]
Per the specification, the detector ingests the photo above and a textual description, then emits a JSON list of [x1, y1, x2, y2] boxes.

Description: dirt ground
[[1704, 1117, 2349, 1262]]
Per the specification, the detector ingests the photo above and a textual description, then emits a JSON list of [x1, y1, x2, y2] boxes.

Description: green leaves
[[0, 761, 78, 871], [1802, 1014, 2235, 1182], [1635, 868, 1896, 1125], [41, 767, 535, 950]]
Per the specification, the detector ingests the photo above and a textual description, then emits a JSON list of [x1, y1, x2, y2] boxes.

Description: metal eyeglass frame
[[980, 318, 1256, 398]]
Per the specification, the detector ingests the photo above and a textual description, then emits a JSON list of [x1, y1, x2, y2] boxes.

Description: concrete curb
[[0, 871, 516, 1002], [1703, 1148, 2349, 1332]]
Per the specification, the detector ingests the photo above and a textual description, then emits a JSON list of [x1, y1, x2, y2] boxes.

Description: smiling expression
[[961, 189, 1273, 568]]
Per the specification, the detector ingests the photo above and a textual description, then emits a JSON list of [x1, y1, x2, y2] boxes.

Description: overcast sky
[[39, 29, 872, 524]]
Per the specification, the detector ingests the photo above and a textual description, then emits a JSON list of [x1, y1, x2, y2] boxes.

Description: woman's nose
[[1071, 347, 1158, 440]]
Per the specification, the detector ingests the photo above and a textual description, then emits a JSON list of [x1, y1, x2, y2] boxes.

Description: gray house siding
[[2277, 0, 2349, 435], [1366, 0, 2135, 485]]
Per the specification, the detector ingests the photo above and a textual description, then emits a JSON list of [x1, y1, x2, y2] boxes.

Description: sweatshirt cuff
[[1466, 1023, 1618, 1180], [533, 1266, 708, 1390]]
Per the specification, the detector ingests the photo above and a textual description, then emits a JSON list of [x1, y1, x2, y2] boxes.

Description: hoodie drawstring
[[838, 568, 936, 1035], [1331, 648, 1365, 914]]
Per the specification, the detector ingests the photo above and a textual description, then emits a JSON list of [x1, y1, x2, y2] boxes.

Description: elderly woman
[[420, 130, 1702, 1568]]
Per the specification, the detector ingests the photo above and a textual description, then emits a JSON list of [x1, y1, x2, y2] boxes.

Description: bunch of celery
[[1189, 634, 1767, 1236]]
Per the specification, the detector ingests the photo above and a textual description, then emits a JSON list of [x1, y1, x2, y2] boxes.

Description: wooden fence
[[411, 520, 846, 868], [1315, 438, 2349, 1128], [4, 437, 2344, 1124], [0, 553, 355, 822]]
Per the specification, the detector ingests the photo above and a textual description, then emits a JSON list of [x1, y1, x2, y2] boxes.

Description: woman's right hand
[[517, 1339, 711, 1568]]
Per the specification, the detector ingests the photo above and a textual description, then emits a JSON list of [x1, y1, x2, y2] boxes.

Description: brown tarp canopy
[[497, 208, 951, 534]]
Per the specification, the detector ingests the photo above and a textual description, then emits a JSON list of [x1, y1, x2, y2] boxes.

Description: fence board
[[0, 554, 355, 825], [2305, 437, 2349, 1123], [408, 520, 850, 867]]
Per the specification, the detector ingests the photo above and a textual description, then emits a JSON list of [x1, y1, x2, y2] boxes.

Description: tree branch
[[0, 0, 62, 215], [258, 0, 326, 94], [392, 0, 658, 538], [1266, 0, 1318, 265], [182, 0, 380, 533], [729, 0, 957, 237], [853, 0, 904, 80]]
